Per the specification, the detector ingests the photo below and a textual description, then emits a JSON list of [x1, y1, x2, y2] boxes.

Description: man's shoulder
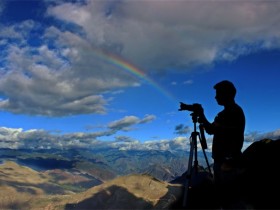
[[223, 103, 244, 115], [234, 103, 245, 113]]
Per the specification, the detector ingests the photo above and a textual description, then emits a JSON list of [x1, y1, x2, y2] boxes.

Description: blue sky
[[0, 0, 280, 151]]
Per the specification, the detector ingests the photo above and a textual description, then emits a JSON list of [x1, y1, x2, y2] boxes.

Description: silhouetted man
[[197, 80, 246, 208]]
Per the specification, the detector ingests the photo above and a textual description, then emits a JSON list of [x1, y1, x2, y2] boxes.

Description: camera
[[178, 102, 202, 113]]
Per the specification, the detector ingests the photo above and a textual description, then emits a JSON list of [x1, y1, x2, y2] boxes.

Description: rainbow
[[93, 48, 176, 102]]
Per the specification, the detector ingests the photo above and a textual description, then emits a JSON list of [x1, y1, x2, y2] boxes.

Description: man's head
[[214, 80, 236, 105]]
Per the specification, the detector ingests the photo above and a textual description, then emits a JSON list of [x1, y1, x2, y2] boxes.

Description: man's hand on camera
[[194, 104, 207, 124], [198, 115, 207, 124], [193, 103, 204, 116]]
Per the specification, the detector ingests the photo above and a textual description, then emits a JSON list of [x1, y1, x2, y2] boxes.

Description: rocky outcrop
[[238, 138, 280, 209], [172, 138, 280, 209]]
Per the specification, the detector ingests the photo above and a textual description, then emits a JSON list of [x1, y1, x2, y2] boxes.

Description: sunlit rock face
[[63, 174, 183, 210]]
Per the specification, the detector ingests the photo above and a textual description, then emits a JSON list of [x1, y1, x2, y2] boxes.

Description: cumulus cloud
[[108, 115, 139, 131], [0, 115, 158, 149], [115, 135, 137, 143], [47, 0, 280, 68], [0, 114, 192, 151], [1, 122, 279, 151], [245, 129, 280, 142], [0, 126, 165, 150], [1, 0, 280, 116], [175, 124, 191, 135], [139, 114, 156, 124], [108, 114, 155, 131]]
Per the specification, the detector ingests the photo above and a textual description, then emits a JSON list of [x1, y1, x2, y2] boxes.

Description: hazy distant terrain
[[0, 148, 212, 183]]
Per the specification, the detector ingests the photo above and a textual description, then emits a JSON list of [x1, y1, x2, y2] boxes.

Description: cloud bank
[[0, 114, 278, 151], [1, 0, 280, 116]]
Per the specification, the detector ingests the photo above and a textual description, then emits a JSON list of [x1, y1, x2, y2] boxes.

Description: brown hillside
[[0, 161, 183, 210], [0, 161, 58, 209], [30, 174, 183, 210], [0, 161, 98, 209]]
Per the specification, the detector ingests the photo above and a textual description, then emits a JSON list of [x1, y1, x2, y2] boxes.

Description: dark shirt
[[205, 103, 245, 162]]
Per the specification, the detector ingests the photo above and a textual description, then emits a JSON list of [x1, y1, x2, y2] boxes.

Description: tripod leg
[[183, 135, 194, 208], [202, 148, 213, 177], [198, 133, 213, 177]]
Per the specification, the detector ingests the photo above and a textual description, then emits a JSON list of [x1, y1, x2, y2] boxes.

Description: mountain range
[[0, 147, 212, 183], [2, 138, 279, 209], [0, 147, 212, 209], [0, 161, 184, 209]]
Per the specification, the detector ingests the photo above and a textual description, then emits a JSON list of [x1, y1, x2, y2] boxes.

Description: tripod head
[[190, 112, 199, 124], [178, 102, 208, 149], [189, 112, 208, 150]]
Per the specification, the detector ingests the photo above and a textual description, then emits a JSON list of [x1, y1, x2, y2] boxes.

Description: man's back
[[212, 102, 245, 162]]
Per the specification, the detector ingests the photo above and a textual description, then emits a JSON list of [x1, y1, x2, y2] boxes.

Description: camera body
[[179, 102, 202, 114]]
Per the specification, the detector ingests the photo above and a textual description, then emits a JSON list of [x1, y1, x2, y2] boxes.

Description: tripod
[[182, 112, 213, 208]]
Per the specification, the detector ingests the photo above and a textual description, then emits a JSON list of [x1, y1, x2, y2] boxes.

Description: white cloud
[[183, 80, 193, 85], [108, 114, 155, 131], [47, 0, 280, 69], [0, 123, 278, 151], [139, 114, 156, 124], [1, 1, 280, 116], [0, 114, 185, 150], [0, 127, 23, 141], [174, 124, 192, 135], [108, 115, 140, 131], [246, 129, 280, 141]]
